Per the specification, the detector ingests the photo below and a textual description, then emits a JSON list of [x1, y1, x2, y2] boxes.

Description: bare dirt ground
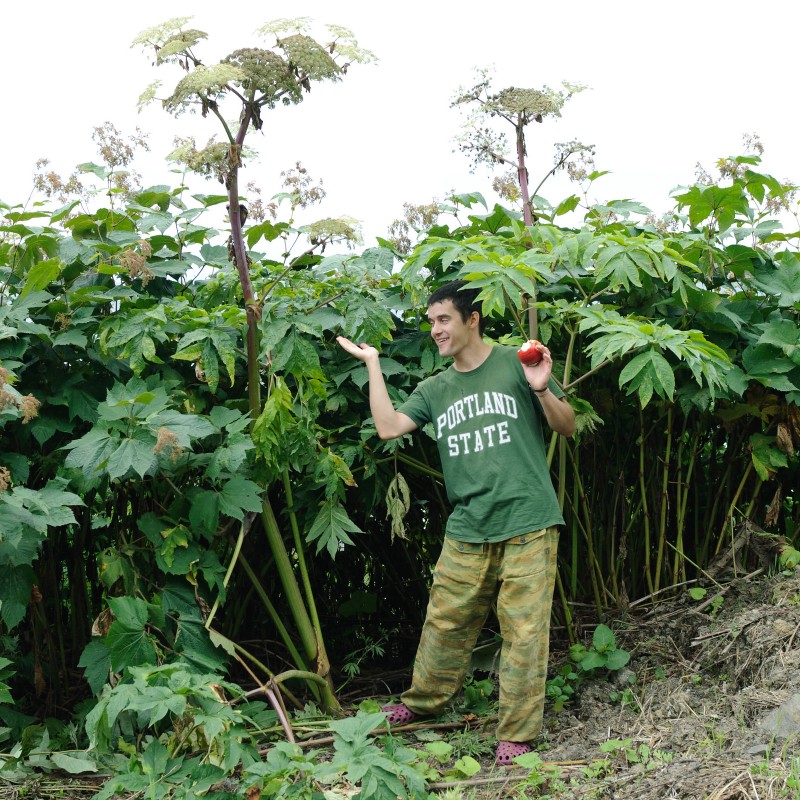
[[390, 566, 800, 799]]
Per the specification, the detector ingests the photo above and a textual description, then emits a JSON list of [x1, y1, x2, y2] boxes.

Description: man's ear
[[469, 311, 481, 329]]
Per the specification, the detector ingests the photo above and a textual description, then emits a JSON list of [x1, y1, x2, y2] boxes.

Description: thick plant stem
[[225, 116, 261, 418], [673, 424, 698, 584], [237, 552, 309, 677], [714, 462, 755, 556], [700, 457, 735, 563], [638, 408, 654, 595], [223, 111, 340, 715], [282, 470, 326, 648], [743, 477, 764, 520], [554, 569, 576, 645], [653, 407, 673, 593], [571, 479, 579, 598], [205, 513, 252, 630], [515, 115, 538, 339], [391, 452, 443, 481], [564, 445, 604, 616], [226, 639, 297, 742], [260, 500, 342, 714]]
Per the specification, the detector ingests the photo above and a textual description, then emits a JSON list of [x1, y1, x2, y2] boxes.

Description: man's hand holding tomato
[[517, 340, 552, 393]]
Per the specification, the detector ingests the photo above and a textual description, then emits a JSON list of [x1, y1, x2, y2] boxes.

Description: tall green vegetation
[[0, 23, 797, 794], [131, 16, 377, 714]]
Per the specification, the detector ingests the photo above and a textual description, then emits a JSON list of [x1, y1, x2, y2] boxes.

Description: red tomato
[[517, 340, 544, 365]]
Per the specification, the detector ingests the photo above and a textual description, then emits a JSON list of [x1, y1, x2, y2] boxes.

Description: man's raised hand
[[336, 336, 379, 362]]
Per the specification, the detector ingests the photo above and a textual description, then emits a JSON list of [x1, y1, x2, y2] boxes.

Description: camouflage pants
[[401, 527, 559, 742]]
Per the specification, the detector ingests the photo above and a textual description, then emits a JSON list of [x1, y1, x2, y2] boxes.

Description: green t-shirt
[[398, 345, 565, 543]]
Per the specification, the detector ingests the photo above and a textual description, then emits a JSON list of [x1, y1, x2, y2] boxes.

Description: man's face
[[427, 299, 477, 358]]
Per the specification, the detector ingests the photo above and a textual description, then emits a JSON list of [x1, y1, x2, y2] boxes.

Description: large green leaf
[[21, 259, 61, 298], [150, 410, 216, 447], [749, 252, 800, 306], [204, 432, 253, 481], [78, 640, 112, 695], [673, 183, 749, 231], [174, 615, 228, 673], [188, 490, 221, 540], [618, 350, 674, 407], [106, 436, 156, 480], [742, 345, 800, 392], [218, 477, 263, 520], [0, 564, 36, 629], [271, 329, 324, 379], [172, 328, 239, 391], [594, 245, 642, 291], [306, 499, 362, 558], [756, 318, 800, 363], [105, 596, 158, 671], [749, 433, 788, 481]]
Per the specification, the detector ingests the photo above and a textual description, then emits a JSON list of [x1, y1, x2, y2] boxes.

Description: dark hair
[[428, 280, 487, 334]]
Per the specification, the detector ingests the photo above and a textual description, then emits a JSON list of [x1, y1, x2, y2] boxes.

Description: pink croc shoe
[[381, 703, 418, 725], [496, 740, 532, 766]]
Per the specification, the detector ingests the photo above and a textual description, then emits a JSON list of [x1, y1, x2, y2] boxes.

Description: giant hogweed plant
[[130, 15, 377, 713], [0, 25, 798, 795], [0, 168, 411, 783], [0, 36, 395, 756], [396, 131, 799, 612]]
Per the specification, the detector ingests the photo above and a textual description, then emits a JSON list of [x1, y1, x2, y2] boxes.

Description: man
[[337, 280, 575, 766]]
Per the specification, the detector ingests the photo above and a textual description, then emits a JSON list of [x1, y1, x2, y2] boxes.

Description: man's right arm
[[337, 337, 418, 440]]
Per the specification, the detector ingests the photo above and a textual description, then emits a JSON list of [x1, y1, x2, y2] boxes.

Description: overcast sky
[[2, 1, 797, 246]]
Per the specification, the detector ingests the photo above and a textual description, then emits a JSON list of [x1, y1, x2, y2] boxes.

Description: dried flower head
[[33, 159, 84, 202], [137, 80, 162, 112], [54, 312, 72, 331], [0, 370, 38, 422], [118, 247, 155, 286], [694, 162, 714, 185], [323, 24, 378, 65], [281, 162, 326, 208], [259, 17, 313, 37], [168, 136, 237, 183], [644, 213, 680, 234], [717, 157, 746, 181], [245, 182, 276, 222], [557, 141, 596, 183], [388, 200, 441, 252], [154, 427, 184, 462], [387, 220, 412, 255], [493, 170, 522, 203], [403, 201, 440, 230], [488, 86, 565, 119], [92, 122, 150, 169], [452, 69, 586, 175], [765, 183, 798, 215], [743, 132, 764, 156], [20, 394, 41, 424], [302, 217, 361, 248]]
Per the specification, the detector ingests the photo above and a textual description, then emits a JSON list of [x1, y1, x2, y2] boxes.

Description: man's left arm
[[532, 387, 575, 437], [521, 344, 576, 437]]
